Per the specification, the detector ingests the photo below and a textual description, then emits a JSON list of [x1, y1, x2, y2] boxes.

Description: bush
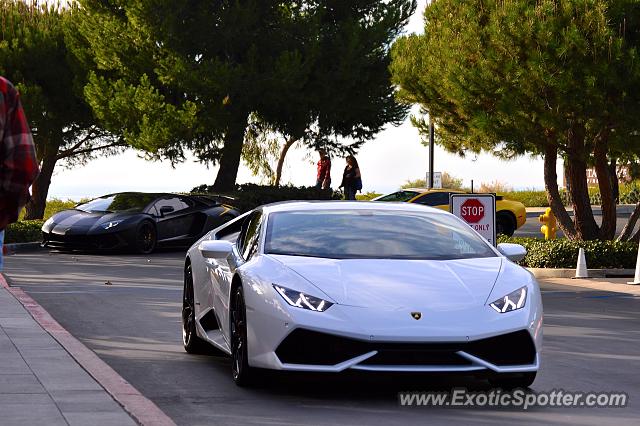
[[498, 235, 638, 269], [356, 191, 382, 201], [4, 220, 44, 244], [191, 183, 340, 212], [479, 180, 512, 193], [499, 190, 549, 207]]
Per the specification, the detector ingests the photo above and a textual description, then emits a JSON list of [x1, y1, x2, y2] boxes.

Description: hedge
[[4, 220, 44, 244], [498, 236, 638, 269], [191, 183, 342, 212]]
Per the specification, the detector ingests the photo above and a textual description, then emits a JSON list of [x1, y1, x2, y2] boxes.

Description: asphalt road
[[3, 251, 640, 425]]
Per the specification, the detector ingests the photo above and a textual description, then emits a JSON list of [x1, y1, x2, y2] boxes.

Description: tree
[[0, 1, 124, 219], [262, 0, 417, 186], [73, 0, 415, 191], [391, 0, 640, 240]]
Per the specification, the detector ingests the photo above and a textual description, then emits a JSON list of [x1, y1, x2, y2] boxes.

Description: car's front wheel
[[489, 372, 536, 389], [496, 213, 516, 237], [182, 264, 210, 354], [135, 220, 157, 254], [230, 286, 258, 386]]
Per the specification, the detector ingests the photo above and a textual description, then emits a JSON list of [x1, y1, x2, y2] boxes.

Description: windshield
[[77, 193, 157, 214], [375, 191, 420, 202], [265, 209, 496, 260]]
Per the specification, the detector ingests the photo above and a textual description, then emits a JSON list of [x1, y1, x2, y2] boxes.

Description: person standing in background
[[315, 149, 331, 190], [0, 77, 39, 270], [339, 155, 361, 201]]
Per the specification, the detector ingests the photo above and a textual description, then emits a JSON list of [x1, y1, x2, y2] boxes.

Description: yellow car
[[373, 188, 526, 236]]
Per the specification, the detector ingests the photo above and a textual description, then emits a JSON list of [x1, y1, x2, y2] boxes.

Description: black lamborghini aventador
[[41, 192, 240, 254]]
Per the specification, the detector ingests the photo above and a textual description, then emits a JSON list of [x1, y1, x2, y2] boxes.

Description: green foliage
[[498, 236, 638, 269], [499, 190, 549, 207], [356, 191, 382, 201], [0, 1, 123, 219], [191, 184, 340, 213], [4, 220, 44, 244], [391, 0, 640, 240], [391, 0, 640, 157], [75, 0, 416, 189]]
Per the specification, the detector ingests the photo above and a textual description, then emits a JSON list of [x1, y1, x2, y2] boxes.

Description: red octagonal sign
[[460, 198, 485, 223]]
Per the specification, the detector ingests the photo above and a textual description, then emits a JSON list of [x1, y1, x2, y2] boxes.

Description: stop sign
[[460, 198, 485, 223]]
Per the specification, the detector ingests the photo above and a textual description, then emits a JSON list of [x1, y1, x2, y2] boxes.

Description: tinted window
[[265, 210, 495, 260], [239, 213, 262, 260], [375, 191, 420, 202], [77, 193, 157, 213], [153, 197, 191, 215], [413, 192, 450, 206]]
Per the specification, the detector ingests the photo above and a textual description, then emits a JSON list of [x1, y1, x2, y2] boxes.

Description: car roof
[[402, 188, 464, 194], [260, 200, 448, 214], [98, 192, 183, 199]]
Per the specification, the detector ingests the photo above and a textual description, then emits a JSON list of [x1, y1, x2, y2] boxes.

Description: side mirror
[[159, 206, 175, 216], [199, 240, 235, 259], [497, 243, 527, 262]]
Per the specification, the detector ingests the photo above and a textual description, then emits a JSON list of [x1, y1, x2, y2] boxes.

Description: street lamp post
[[428, 114, 435, 189]]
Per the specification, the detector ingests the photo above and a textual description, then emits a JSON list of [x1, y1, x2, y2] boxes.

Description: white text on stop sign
[[462, 205, 484, 216]]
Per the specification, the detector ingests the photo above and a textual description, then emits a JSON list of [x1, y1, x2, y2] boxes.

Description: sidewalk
[[0, 276, 137, 426], [539, 276, 640, 295]]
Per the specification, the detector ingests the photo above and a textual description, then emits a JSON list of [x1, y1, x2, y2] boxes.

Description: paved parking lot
[[3, 251, 640, 425]]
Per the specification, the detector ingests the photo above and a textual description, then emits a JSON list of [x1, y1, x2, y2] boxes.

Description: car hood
[[270, 255, 503, 311], [47, 209, 141, 233]]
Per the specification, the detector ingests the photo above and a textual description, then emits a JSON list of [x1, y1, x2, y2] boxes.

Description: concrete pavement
[[0, 275, 137, 426]]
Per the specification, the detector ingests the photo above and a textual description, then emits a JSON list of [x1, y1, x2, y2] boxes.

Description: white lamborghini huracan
[[182, 201, 543, 387]]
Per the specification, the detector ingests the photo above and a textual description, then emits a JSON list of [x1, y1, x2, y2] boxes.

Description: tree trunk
[[609, 158, 619, 203], [543, 144, 576, 238], [565, 126, 600, 240], [594, 132, 616, 240], [618, 202, 640, 241], [24, 137, 60, 220], [212, 112, 249, 192], [274, 137, 297, 187]]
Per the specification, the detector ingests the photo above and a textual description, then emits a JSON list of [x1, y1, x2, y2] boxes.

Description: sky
[[46, 0, 554, 200]]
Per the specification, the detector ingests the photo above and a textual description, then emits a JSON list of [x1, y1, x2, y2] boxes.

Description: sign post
[[450, 193, 497, 246]]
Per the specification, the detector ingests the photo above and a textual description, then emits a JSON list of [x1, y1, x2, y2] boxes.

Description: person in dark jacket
[[339, 155, 361, 200]]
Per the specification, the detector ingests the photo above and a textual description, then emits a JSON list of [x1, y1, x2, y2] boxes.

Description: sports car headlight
[[489, 286, 527, 313], [273, 285, 333, 312], [43, 217, 55, 228], [101, 220, 123, 230]]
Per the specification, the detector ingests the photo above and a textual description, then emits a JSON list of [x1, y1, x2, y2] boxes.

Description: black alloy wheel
[[135, 221, 157, 254], [182, 264, 209, 353], [496, 214, 516, 237], [230, 286, 257, 386]]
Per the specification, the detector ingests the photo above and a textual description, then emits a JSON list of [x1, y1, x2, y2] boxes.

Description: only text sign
[[450, 194, 496, 246]]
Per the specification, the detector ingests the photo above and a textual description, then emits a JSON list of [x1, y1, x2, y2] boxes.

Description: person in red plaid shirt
[[0, 77, 39, 270], [315, 149, 331, 190]]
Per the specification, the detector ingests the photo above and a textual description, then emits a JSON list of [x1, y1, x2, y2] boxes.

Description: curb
[[2, 241, 43, 255], [0, 273, 176, 426], [527, 268, 635, 279]]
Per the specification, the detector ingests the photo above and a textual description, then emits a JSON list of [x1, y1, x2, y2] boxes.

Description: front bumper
[[41, 231, 130, 251], [274, 328, 538, 373], [244, 287, 543, 374]]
